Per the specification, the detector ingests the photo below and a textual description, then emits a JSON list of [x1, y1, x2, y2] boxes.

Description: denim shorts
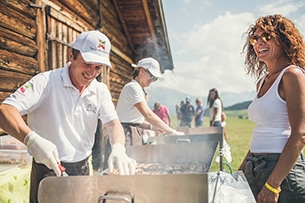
[[245, 153, 305, 203], [195, 120, 203, 127]]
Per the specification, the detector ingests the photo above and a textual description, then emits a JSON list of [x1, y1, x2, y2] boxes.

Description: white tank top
[[247, 66, 295, 153]]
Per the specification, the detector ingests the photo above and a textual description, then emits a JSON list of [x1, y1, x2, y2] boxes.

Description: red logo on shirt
[[18, 83, 31, 94]]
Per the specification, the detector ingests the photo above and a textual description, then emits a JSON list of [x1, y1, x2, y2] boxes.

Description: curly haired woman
[[239, 14, 305, 203]]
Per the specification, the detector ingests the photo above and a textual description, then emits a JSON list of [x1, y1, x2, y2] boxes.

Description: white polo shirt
[[3, 62, 118, 162], [116, 79, 146, 123]]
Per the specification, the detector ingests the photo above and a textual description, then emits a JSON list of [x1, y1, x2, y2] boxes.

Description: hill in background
[[225, 100, 252, 111], [146, 86, 254, 115]]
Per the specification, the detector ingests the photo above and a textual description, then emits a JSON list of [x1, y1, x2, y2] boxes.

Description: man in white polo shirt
[[0, 30, 136, 203]]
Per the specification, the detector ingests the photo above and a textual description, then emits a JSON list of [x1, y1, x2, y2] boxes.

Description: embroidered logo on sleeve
[[19, 83, 32, 94]]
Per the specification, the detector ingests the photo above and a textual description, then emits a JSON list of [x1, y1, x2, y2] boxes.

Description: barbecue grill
[[38, 128, 224, 202], [38, 174, 209, 203], [147, 127, 224, 171]]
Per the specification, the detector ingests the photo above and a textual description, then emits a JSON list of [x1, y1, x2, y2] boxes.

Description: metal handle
[[98, 195, 131, 203], [176, 138, 191, 143]]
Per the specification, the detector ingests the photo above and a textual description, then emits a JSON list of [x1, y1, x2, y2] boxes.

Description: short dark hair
[[71, 48, 80, 60]]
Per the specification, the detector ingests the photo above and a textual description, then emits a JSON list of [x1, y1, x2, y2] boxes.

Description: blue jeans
[[195, 120, 203, 127]]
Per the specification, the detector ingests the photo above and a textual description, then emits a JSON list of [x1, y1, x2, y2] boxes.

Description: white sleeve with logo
[[3, 73, 49, 115]]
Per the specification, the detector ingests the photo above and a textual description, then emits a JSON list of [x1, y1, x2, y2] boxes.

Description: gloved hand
[[171, 130, 185, 136], [24, 131, 61, 176], [108, 143, 137, 175]]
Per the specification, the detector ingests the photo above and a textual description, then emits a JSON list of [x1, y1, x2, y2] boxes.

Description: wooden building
[[0, 0, 174, 135]]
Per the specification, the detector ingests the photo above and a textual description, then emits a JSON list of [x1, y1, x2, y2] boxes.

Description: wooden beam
[[112, 0, 135, 52], [141, 0, 158, 51], [111, 45, 133, 65], [36, 0, 47, 72]]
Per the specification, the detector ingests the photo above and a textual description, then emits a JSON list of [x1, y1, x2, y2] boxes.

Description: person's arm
[[194, 110, 201, 116], [211, 107, 219, 126], [0, 103, 61, 176], [194, 107, 202, 116], [0, 104, 31, 142], [192, 106, 195, 121], [105, 119, 136, 175], [257, 68, 305, 202], [104, 118, 125, 146], [135, 101, 183, 135]]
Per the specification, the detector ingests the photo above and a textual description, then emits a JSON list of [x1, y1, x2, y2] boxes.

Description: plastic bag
[[209, 171, 256, 203]]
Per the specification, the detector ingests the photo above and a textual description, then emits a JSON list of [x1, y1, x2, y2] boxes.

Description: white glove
[[108, 143, 137, 175], [24, 131, 61, 176], [171, 130, 185, 136]]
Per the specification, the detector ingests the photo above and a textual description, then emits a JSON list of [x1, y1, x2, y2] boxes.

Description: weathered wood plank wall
[[0, 0, 136, 135]]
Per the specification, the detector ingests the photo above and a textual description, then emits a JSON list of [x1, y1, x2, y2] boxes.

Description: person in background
[[221, 112, 232, 163], [194, 98, 204, 127], [238, 14, 305, 203], [180, 96, 195, 128], [116, 57, 184, 145], [207, 88, 223, 127], [175, 102, 181, 125], [221, 112, 228, 141], [0, 30, 136, 203], [177, 100, 184, 126], [153, 102, 171, 126]]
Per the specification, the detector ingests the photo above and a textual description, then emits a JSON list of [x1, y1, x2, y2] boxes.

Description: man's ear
[[68, 49, 73, 60]]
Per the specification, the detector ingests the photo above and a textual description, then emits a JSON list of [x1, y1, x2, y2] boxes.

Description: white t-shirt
[[116, 79, 146, 123], [3, 63, 118, 162], [209, 98, 222, 121]]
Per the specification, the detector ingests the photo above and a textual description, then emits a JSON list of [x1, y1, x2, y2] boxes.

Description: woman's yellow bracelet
[[265, 182, 281, 194]]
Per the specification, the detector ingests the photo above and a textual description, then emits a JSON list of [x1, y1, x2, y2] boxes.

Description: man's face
[[69, 50, 104, 89]]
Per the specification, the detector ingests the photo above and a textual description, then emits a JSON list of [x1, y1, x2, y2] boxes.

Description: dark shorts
[[30, 157, 89, 203], [245, 153, 305, 203], [210, 120, 221, 127]]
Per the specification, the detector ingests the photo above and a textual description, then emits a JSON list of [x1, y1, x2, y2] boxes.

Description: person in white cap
[[115, 57, 184, 146], [0, 30, 136, 203]]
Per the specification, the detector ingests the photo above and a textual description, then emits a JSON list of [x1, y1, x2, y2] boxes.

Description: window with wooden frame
[[45, 4, 87, 70]]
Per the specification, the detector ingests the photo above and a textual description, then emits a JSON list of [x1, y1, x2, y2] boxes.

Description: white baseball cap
[[134, 57, 163, 80], [70, 30, 112, 67]]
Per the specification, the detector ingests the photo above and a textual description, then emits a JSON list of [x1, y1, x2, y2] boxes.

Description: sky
[[149, 0, 305, 101]]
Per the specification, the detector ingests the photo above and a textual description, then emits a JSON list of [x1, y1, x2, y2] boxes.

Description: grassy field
[[171, 113, 255, 172]]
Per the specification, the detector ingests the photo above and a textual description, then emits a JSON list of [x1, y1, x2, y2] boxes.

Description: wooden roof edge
[[156, 0, 174, 71], [112, 0, 135, 53]]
